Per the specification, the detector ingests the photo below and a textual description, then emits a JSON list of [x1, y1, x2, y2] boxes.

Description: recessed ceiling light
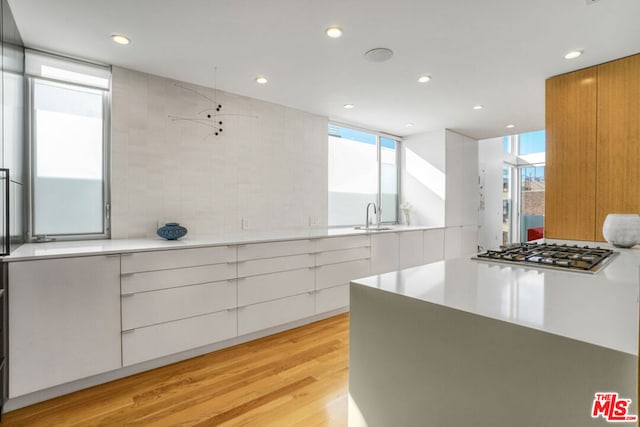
[[343, 104, 354, 109], [325, 26, 343, 38], [255, 76, 268, 84], [405, 123, 414, 127], [473, 105, 484, 110], [111, 34, 131, 45], [417, 75, 431, 83], [564, 50, 583, 59], [506, 124, 515, 129]]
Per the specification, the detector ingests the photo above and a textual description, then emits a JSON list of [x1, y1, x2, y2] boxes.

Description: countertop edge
[[3, 225, 445, 262]]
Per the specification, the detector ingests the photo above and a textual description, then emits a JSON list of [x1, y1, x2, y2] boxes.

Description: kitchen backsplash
[[111, 67, 328, 238]]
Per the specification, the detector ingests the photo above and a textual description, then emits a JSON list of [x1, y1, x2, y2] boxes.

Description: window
[[502, 130, 545, 243], [328, 124, 399, 226], [26, 50, 111, 240]]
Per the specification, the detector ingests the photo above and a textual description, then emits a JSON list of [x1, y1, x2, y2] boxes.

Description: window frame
[[328, 122, 401, 226], [502, 131, 546, 243], [26, 74, 111, 242]]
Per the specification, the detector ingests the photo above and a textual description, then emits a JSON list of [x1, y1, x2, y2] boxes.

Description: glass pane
[[518, 130, 545, 155], [503, 136, 511, 153], [328, 126, 378, 226], [33, 79, 104, 235], [520, 165, 545, 242], [380, 137, 397, 223], [502, 165, 512, 245]]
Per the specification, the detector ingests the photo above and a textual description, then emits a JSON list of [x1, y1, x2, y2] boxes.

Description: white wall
[[401, 129, 479, 258], [400, 130, 446, 227], [478, 137, 504, 251], [111, 67, 328, 238]]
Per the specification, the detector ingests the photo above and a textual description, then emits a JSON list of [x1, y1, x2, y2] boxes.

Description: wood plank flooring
[[1, 313, 349, 426]]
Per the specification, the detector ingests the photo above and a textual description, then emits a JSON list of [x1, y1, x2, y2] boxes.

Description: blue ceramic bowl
[[157, 222, 188, 240]]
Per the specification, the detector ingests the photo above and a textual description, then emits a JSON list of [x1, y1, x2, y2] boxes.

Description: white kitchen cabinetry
[[238, 293, 316, 336], [398, 231, 424, 269], [370, 233, 399, 274], [8, 255, 121, 398], [315, 236, 371, 313], [423, 228, 445, 264], [236, 240, 316, 335], [121, 246, 235, 273], [121, 246, 237, 366], [123, 310, 237, 366]]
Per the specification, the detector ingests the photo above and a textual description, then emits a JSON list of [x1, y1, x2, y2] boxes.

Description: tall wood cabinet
[[545, 53, 640, 241], [595, 55, 640, 241]]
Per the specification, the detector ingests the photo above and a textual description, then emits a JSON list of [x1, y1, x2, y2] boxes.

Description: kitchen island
[[349, 241, 639, 427]]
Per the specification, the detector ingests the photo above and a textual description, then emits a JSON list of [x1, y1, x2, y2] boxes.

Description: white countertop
[[352, 240, 640, 355], [4, 225, 439, 262]]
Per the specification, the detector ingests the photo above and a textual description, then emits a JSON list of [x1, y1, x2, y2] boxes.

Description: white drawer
[[316, 259, 370, 290], [237, 239, 314, 261], [315, 235, 370, 252], [316, 284, 349, 314], [121, 246, 236, 273], [237, 268, 314, 306], [122, 310, 237, 366], [122, 280, 236, 330], [237, 253, 314, 278], [315, 246, 370, 266], [121, 263, 236, 294], [237, 293, 315, 336]]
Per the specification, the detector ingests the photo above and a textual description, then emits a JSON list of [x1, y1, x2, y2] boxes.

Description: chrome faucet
[[365, 202, 377, 228]]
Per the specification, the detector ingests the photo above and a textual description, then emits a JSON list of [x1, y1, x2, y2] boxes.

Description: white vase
[[602, 214, 640, 248]]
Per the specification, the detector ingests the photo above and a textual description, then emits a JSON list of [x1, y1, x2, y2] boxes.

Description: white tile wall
[[111, 67, 328, 238]]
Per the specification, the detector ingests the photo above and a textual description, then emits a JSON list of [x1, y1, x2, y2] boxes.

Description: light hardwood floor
[[1, 313, 349, 426]]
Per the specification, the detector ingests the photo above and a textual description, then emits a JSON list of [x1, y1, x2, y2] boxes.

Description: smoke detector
[[364, 48, 394, 63]]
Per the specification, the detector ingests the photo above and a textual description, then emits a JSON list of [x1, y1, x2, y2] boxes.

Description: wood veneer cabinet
[[545, 67, 598, 241], [545, 53, 640, 241], [595, 54, 640, 241]]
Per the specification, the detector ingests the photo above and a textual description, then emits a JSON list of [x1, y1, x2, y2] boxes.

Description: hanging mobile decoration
[[168, 67, 258, 138]]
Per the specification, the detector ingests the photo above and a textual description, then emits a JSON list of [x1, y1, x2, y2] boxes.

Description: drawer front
[[237, 254, 314, 278], [316, 259, 370, 290], [237, 293, 315, 336], [122, 263, 236, 294], [315, 235, 370, 252], [237, 240, 314, 261], [122, 280, 236, 330], [315, 246, 370, 266], [237, 268, 314, 307], [316, 284, 349, 314], [122, 310, 237, 366], [121, 246, 236, 273]]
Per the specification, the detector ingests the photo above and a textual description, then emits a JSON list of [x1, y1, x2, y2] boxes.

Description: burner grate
[[473, 243, 617, 274]]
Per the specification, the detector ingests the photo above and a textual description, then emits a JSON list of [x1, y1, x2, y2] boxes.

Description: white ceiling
[[8, 0, 640, 139]]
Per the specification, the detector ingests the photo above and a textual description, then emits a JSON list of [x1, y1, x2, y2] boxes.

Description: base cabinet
[[316, 284, 349, 313], [123, 310, 237, 366], [8, 255, 122, 398], [237, 293, 316, 335]]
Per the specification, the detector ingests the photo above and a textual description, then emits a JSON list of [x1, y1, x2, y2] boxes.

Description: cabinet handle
[[121, 293, 135, 298], [122, 329, 135, 334], [227, 308, 236, 313], [227, 279, 236, 283], [121, 272, 136, 277]]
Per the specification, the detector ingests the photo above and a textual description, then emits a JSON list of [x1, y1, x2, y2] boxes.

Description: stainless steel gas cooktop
[[472, 242, 618, 274]]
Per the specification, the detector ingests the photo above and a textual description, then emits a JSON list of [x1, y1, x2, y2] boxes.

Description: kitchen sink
[[354, 226, 392, 231]]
